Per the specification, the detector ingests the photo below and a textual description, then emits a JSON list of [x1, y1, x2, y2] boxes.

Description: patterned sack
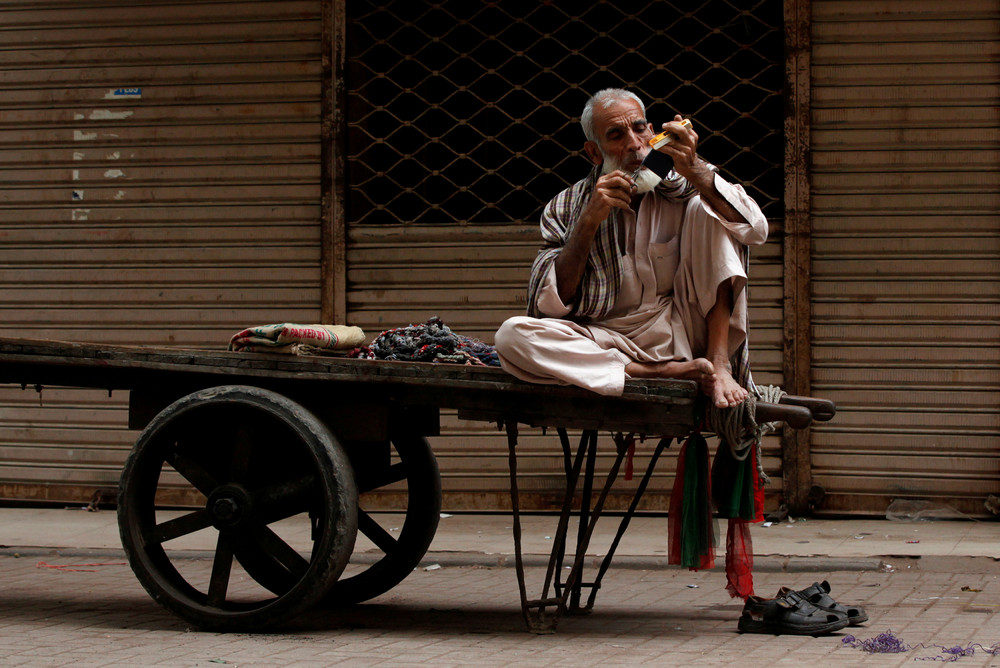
[[229, 323, 365, 354]]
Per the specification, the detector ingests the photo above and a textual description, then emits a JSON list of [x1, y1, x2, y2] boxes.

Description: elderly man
[[494, 88, 768, 409]]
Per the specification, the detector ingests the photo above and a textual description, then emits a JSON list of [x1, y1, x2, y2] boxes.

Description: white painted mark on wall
[[106, 151, 120, 160], [72, 190, 85, 200], [74, 130, 97, 141], [114, 190, 127, 200], [73, 152, 85, 160], [71, 209, 90, 221], [89, 109, 133, 121], [72, 170, 80, 181], [104, 169, 125, 179]]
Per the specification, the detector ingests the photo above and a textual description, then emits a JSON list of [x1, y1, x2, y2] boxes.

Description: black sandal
[[789, 581, 869, 626], [738, 590, 850, 635]]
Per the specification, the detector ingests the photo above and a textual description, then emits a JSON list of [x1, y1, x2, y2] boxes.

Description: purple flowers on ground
[[843, 631, 909, 654], [842, 632, 1000, 662]]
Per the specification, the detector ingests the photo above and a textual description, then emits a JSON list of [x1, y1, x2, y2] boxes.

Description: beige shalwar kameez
[[495, 174, 767, 396]]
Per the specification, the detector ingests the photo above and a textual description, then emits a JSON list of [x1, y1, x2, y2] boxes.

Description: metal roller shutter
[[810, 0, 1000, 515], [0, 1, 324, 502], [343, 0, 786, 510]]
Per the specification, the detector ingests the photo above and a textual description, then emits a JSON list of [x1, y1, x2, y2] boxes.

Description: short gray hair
[[580, 88, 647, 143]]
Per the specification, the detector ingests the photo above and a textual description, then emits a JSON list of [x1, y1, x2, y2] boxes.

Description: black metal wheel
[[236, 428, 442, 605], [117, 385, 358, 632], [326, 430, 441, 604]]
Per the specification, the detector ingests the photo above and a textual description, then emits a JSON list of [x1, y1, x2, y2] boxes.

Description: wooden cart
[[0, 337, 826, 633]]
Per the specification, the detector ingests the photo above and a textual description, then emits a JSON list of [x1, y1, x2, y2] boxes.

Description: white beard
[[600, 151, 663, 194], [632, 167, 663, 194]]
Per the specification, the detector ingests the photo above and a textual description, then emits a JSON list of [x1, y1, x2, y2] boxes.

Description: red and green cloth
[[667, 429, 765, 599]]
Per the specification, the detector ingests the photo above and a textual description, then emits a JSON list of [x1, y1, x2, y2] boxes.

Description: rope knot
[[705, 385, 786, 485]]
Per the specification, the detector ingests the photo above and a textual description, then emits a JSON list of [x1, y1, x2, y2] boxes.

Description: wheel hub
[[207, 484, 253, 529]]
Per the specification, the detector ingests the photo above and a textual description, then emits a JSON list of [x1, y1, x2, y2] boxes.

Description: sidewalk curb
[[398, 550, 886, 573], [1, 545, 886, 573], [9, 546, 995, 575]]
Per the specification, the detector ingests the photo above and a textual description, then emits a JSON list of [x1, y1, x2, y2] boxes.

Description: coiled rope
[[706, 384, 786, 484]]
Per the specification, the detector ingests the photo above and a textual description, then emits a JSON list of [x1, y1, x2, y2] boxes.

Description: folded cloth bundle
[[229, 323, 365, 355]]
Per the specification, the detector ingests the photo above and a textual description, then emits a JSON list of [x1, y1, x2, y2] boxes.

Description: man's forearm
[[552, 209, 604, 306], [689, 163, 750, 225]]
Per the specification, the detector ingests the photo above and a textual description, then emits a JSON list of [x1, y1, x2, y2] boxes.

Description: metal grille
[[345, 0, 783, 225]]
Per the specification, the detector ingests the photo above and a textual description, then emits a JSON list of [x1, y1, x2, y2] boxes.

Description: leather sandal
[[784, 580, 869, 626], [738, 590, 850, 635]]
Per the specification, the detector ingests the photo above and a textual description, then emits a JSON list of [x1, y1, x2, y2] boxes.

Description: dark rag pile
[[350, 316, 500, 367]]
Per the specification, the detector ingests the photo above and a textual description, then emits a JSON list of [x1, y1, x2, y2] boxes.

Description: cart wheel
[[327, 431, 441, 604], [117, 385, 358, 632], [237, 430, 441, 605]]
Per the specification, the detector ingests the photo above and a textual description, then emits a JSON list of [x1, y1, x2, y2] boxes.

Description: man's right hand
[[552, 170, 635, 306], [579, 170, 635, 231]]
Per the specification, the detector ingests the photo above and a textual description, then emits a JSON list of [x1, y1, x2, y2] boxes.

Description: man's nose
[[627, 130, 645, 152]]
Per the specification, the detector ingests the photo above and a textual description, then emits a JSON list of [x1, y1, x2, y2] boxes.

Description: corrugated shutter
[[810, 0, 1000, 515], [0, 1, 323, 502], [344, 0, 787, 511]]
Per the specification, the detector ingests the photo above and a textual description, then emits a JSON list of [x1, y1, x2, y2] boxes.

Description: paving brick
[[4, 510, 1000, 666]]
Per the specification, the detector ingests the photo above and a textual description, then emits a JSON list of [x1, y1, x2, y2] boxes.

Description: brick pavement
[[2, 551, 999, 667]]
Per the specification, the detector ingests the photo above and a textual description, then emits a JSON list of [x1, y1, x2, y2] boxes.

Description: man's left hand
[[656, 114, 715, 190]]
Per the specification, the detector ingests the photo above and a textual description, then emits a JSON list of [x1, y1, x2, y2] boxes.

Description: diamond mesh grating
[[346, 0, 783, 225]]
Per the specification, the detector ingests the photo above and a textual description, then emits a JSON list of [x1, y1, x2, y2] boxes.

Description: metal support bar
[[569, 430, 598, 610], [506, 426, 673, 631], [558, 432, 630, 617], [584, 436, 671, 611], [544, 430, 590, 605], [504, 420, 540, 632]]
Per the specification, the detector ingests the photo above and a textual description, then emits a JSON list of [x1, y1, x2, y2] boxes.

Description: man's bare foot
[[625, 358, 714, 383], [704, 358, 749, 408]]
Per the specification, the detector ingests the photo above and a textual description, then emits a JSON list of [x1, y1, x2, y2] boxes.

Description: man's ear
[[583, 141, 603, 166]]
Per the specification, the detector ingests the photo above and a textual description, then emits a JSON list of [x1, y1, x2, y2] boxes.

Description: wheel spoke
[[246, 523, 309, 580], [254, 474, 317, 524], [358, 509, 398, 554], [167, 450, 220, 496], [149, 509, 213, 544], [207, 531, 236, 607], [357, 462, 408, 494]]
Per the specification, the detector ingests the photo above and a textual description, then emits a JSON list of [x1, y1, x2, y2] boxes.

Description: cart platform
[[0, 337, 824, 633]]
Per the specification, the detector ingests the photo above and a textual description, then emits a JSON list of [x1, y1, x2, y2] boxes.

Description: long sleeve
[[703, 174, 769, 247]]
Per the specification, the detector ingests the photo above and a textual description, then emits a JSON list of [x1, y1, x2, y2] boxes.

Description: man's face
[[584, 98, 654, 175]]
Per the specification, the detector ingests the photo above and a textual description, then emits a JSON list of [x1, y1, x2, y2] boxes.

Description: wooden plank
[[813, 19, 999, 43], [811, 84, 998, 107], [813, 0, 999, 19], [812, 323, 999, 344], [812, 62, 997, 85], [0, 20, 322, 50], [813, 258, 1000, 277], [813, 39, 999, 64], [812, 431, 999, 451], [323, 0, 344, 324], [0, 337, 699, 436], [814, 387, 1000, 410], [1, 163, 320, 185], [0, 43, 321, 70], [813, 214, 997, 233], [0, 205, 319, 223], [0, 1, 320, 26], [782, 0, 813, 514], [0, 83, 320, 111], [0, 122, 320, 147]]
